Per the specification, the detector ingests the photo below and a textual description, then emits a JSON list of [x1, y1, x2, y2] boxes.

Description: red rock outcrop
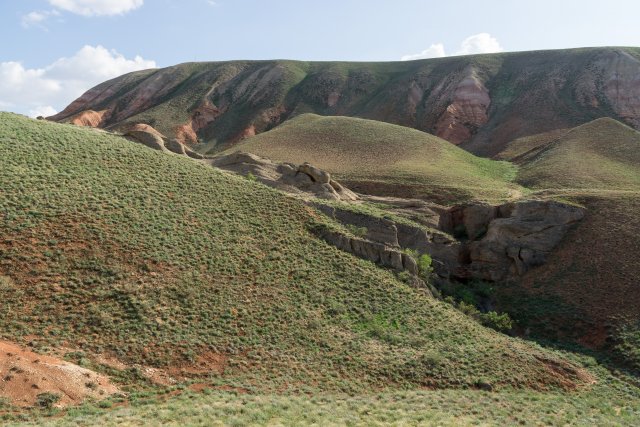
[[67, 109, 110, 127], [175, 101, 220, 145], [434, 67, 491, 145]]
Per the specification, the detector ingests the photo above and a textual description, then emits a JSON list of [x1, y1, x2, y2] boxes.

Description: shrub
[[245, 172, 257, 182], [479, 311, 514, 332], [345, 224, 368, 238], [36, 392, 61, 409], [416, 254, 433, 278]]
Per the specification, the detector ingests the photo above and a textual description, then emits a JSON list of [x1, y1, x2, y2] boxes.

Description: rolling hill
[[0, 113, 600, 397], [0, 114, 639, 424], [501, 117, 640, 191], [227, 114, 520, 203], [49, 47, 640, 157]]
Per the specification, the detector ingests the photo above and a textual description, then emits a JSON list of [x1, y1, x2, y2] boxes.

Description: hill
[[0, 112, 599, 398], [487, 118, 640, 370], [1, 112, 639, 425], [501, 118, 640, 191], [228, 114, 519, 203], [49, 47, 640, 156]]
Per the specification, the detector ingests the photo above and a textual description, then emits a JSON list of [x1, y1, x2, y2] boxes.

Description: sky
[[1, 0, 640, 117]]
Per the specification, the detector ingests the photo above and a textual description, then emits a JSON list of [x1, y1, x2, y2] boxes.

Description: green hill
[[1, 114, 639, 424], [487, 118, 640, 371], [0, 112, 591, 394], [506, 118, 640, 191], [229, 114, 520, 203]]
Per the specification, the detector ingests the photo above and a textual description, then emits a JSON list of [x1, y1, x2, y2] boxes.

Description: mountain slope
[[49, 47, 640, 156], [0, 113, 593, 394], [228, 114, 519, 202]]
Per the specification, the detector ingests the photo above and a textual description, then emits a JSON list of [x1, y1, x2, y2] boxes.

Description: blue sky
[[1, 0, 640, 116]]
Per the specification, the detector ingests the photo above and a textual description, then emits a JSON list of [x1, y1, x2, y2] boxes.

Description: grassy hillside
[[49, 47, 640, 156], [490, 118, 640, 370], [508, 118, 640, 191], [0, 112, 596, 397], [229, 114, 520, 203]]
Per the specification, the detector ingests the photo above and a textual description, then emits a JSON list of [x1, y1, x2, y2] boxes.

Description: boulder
[[125, 129, 167, 152], [298, 163, 331, 184]]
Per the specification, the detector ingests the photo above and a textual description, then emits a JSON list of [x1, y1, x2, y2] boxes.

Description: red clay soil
[[0, 340, 119, 408], [67, 110, 110, 127], [175, 101, 220, 145]]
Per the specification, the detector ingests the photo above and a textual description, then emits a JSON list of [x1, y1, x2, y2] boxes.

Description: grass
[[229, 114, 520, 203], [0, 112, 600, 397], [510, 118, 640, 191], [1, 113, 639, 424], [6, 368, 640, 426]]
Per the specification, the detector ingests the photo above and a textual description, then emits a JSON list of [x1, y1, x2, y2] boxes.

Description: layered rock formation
[[122, 124, 204, 159], [49, 47, 640, 155], [315, 200, 584, 283], [208, 152, 358, 201], [444, 201, 586, 281]]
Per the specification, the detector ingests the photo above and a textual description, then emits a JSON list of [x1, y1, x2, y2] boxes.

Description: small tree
[[417, 253, 433, 279]]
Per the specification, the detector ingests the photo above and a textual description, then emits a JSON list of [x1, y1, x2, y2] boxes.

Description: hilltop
[[48, 47, 640, 157], [228, 114, 519, 202], [500, 117, 640, 191]]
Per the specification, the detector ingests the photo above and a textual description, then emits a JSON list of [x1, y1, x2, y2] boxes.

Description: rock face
[[315, 199, 584, 283], [209, 152, 358, 201], [312, 225, 419, 276], [49, 47, 640, 154], [440, 201, 585, 281], [313, 203, 460, 277], [433, 66, 491, 145], [123, 124, 204, 159]]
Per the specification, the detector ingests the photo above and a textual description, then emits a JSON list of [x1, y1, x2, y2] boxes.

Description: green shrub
[[36, 392, 61, 409], [416, 254, 433, 278], [479, 311, 514, 332], [245, 172, 257, 182], [345, 224, 368, 238]]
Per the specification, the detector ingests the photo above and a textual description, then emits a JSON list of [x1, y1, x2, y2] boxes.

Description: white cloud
[[0, 45, 155, 117], [400, 43, 446, 61], [455, 33, 503, 56], [401, 33, 504, 61], [21, 10, 60, 29], [29, 106, 59, 118], [46, 0, 144, 16]]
